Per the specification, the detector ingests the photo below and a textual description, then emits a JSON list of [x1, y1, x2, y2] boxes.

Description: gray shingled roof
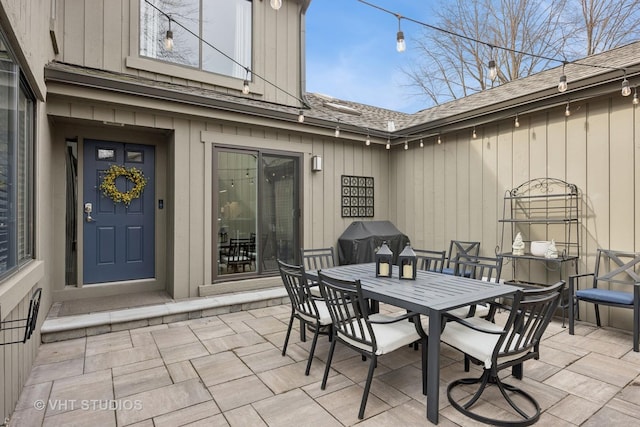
[[45, 41, 640, 138]]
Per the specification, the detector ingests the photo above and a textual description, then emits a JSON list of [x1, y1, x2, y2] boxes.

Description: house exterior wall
[[0, 0, 54, 422], [390, 93, 640, 332]]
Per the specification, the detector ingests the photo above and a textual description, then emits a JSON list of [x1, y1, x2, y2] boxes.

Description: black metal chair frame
[[444, 240, 481, 274], [568, 249, 640, 351], [277, 260, 332, 375], [300, 247, 336, 271], [317, 271, 427, 420], [413, 248, 446, 273], [444, 281, 564, 426]]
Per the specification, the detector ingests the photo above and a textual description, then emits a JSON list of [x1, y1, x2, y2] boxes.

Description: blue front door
[[83, 140, 155, 284]]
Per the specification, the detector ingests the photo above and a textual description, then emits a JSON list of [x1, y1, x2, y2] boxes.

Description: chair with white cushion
[[442, 240, 481, 275], [442, 281, 564, 426], [317, 271, 427, 420], [414, 248, 446, 273], [448, 254, 504, 319], [277, 260, 332, 375]]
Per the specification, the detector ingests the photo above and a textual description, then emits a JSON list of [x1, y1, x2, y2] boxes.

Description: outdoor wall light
[[398, 243, 417, 280], [311, 155, 322, 172], [375, 242, 393, 278]]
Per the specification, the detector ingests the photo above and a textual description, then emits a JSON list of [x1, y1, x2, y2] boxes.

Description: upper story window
[[0, 32, 35, 279], [140, 0, 252, 80]]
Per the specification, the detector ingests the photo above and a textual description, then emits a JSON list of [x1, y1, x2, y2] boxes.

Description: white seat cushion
[[338, 314, 420, 355], [297, 300, 332, 326]]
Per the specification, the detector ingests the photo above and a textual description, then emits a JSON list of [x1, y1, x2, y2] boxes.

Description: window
[[0, 32, 35, 278], [140, 0, 252, 79]]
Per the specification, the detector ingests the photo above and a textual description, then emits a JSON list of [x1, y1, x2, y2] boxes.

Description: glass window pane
[[17, 85, 33, 263], [126, 150, 143, 162], [97, 148, 115, 160]]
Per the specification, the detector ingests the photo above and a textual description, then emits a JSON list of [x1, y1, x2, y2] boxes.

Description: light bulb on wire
[[565, 102, 571, 117], [396, 16, 406, 52], [488, 60, 497, 81], [164, 17, 173, 51], [242, 68, 250, 94], [472, 127, 477, 139], [270, 0, 282, 10], [633, 87, 639, 105], [334, 126, 340, 138], [621, 77, 631, 97], [558, 63, 567, 92], [419, 139, 424, 148], [365, 134, 371, 146], [404, 140, 409, 150], [437, 135, 441, 144], [514, 114, 520, 128], [297, 110, 304, 123], [386, 139, 391, 150]]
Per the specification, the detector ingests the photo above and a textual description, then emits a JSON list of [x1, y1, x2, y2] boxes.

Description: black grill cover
[[337, 221, 409, 265]]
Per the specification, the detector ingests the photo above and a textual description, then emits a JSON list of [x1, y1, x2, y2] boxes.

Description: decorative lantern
[[375, 241, 393, 278], [398, 243, 417, 280]]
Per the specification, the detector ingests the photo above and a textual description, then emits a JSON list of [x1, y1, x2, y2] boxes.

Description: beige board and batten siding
[[390, 92, 639, 331]]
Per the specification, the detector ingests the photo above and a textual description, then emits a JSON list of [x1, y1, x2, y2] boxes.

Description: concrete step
[[41, 287, 288, 343]]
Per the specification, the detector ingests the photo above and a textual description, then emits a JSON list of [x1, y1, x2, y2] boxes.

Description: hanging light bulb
[[365, 134, 371, 146], [334, 126, 340, 138], [385, 139, 391, 150], [396, 17, 406, 52], [472, 127, 477, 139], [404, 140, 409, 150], [164, 17, 173, 51], [488, 60, 497, 82], [558, 63, 567, 92], [270, 0, 282, 10], [565, 102, 571, 117], [298, 110, 304, 123], [419, 139, 424, 148], [231, 179, 235, 187], [633, 87, 639, 105], [514, 114, 520, 128], [621, 77, 632, 96], [242, 68, 250, 94], [437, 135, 441, 144]]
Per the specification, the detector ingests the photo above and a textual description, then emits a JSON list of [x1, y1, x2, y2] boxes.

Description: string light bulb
[[396, 16, 406, 52], [419, 139, 424, 148], [558, 63, 567, 92], [472, 127, 477, 139], [297, 110, 304, 123], [386, 138, 391, 150], [565, 102, 571, 117], [488, 60, 497, 81], [164, 17, 173, 51], [270, 0, 282, 10], [334, 125, 340, 138], [621, 77, 631, 96], [514, 114, 520, 128], [633, 87, 639, 105], [365, 133, 371, 146], [242, 68, 250, 94], [404, 140, 409, 150], [437, 135, 441, 144]]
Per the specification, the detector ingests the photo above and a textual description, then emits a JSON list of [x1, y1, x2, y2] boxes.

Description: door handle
[[84, 203, 95, 222]]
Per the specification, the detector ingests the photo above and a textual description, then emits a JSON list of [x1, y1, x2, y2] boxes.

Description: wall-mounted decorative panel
[[341, 175, 374, 217]]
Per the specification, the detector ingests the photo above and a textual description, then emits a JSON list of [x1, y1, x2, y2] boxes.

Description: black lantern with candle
[[375, 241, 393, 277], [398, 243, 417, 280]]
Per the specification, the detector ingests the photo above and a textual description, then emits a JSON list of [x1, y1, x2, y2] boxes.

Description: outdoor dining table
[[309, 262, 520, 424]]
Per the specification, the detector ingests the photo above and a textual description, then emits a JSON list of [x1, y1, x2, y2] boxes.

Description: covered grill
[[337, 221, 409, 265]]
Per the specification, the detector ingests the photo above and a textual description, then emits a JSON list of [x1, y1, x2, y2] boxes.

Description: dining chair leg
[[305, 327, 321, 375], [358, 355, 377, 419], [299, 319, 307, 342], [282, 313, 295, 356], [321, 338, 337, 390]]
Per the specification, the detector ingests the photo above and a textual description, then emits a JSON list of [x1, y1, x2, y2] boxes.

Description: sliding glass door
[[214, 147, 300, 279]]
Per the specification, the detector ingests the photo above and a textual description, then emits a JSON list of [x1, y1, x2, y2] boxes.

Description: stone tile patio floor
[[10, 300, 640, 426]]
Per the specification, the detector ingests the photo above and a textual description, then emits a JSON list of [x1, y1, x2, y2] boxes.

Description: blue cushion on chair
[[442, 267, 455, 275], [576, 288, 634, 305]]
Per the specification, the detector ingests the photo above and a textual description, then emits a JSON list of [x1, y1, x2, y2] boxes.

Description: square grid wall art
[[341, 175, 374, 217]]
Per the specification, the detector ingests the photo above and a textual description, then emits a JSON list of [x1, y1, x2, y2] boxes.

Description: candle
[[403, 264, 413, 279], [379, 262, 389, 276]]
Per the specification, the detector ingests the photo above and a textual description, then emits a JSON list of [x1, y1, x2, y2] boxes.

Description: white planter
[[530, 241, 551, 257]]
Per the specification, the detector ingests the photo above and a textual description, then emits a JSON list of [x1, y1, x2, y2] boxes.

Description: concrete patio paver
[[11, 299, 640, 426]]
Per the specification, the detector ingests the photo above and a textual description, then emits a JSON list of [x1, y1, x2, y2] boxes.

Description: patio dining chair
[[317, 271, 428, 420], [442, 281, 564, 426], [448, 254, 504, 320], [413, 248, 446, 273], [301, 247, 336, 296], [568, 249, 640, 351], [442, 240, 481, 275], [277, 260, 333, 375]]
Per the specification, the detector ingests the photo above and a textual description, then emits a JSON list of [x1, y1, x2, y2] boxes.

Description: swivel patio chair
[[568, 249, 640, 351], [414, 248, 446, 273], [442, 240, 481, 275], [277, 260, 333, 375], [317, 271, 428, 420], [442, 281, 564, 426]]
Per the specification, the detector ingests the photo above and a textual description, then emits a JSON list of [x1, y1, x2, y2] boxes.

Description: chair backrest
[[494, 281, 564, 369], [446, 240, 481, 268], [317, 271, 375, 352], [593, 249, 640, 286], [277, 260, 321, 321], [300, 247, 336, 271], [454, 254, 503, 282], [414, 249, 446, 273], [228, 238, 251, 259]]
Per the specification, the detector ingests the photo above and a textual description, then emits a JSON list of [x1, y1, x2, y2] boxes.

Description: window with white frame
[[140, 0, 252, 80], [0, 32, 35, 278]]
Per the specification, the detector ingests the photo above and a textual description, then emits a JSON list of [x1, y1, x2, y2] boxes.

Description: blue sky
[[305, 0, 436, 113]]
